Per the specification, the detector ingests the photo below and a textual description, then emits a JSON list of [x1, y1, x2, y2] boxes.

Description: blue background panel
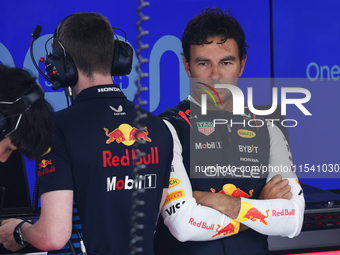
[[1, 0, 339, 196]]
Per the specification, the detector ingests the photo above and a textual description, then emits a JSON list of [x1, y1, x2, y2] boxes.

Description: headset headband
[[0, 83, 44, 141]]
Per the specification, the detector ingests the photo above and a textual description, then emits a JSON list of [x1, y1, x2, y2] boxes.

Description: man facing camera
[[154, 7, 305, 255]]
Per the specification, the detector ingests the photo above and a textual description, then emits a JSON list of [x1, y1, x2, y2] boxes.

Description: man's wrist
[[13, 220, 33, 246], [219, 194, 241, 219]]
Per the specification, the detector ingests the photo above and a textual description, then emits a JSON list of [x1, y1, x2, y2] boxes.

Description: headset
[[43, 14, 133, 91], [0, 84, 44, 141]]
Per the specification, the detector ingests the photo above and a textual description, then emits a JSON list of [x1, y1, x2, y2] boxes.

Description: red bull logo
[[272, 209, 295, 217], [243, 208, 269, 225], [238, 201, 270, 225], [39, 159, 52, 169], [188, 217, 215, 231], [238, 201, 269, 225], [37, 166, 55, 176], [102, 147, 159, 167], [231, 188, 253, 198], [104, 124, 151, 146], [37, 159, 55, 176], [211, 184, 253, 198], [211, 220, 239, 238]]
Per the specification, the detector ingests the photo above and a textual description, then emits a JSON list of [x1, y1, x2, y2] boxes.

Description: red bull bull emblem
[[39, 159, 52, 168], [211, 184, 253, 198], [211, 220, 239, 238], [104, 124, 151, 146], [244, 208, 269, 225], [37, 159, 55, 176], [238, 201, 269, 225]]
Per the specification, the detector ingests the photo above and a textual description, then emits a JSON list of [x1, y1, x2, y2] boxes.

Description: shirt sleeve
[[235, 123, 305, 238], [161, 120, 241, 242], [36, 123, 74, 195]]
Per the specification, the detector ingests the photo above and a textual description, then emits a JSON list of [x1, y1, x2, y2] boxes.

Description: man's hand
[[239, 223, 249, 232], [193, 191, 249, 232], [193, 191, 241, 219], [259, 174, 292, 200], [0, 218, 27, 252]]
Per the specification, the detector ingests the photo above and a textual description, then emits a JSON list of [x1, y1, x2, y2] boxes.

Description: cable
[[129, 1, 150, 254]]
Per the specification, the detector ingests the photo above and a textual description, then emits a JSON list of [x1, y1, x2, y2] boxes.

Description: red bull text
[[272, 209, 295, 216], [188, 217, 215, 231], [102, 147, 159, 167]]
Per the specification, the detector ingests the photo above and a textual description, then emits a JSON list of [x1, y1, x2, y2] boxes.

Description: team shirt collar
[[73, 84, 126, 104]]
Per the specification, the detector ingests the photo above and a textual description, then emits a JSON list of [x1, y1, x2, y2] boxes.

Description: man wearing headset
[[0, 64, 54, 163], [0, 12, 174, 255]]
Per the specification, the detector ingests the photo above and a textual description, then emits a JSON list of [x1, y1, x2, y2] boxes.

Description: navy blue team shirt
[[36, 84, 172, 255]]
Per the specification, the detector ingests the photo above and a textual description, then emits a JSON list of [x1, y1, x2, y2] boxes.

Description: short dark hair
[[0, 64, 54, 160], [182, 7, 248, 63], [54, 12, 115, 79]]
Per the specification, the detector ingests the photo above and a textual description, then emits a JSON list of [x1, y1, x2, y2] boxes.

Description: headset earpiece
[[46, 14, 133, 90], [45, 14, 78, 91], [111, 39, 133, 77], [45, 50, 78, 90]]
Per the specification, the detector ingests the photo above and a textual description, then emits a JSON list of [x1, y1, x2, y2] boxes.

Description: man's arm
[[194, 175, 303, 237], [192, 191, 241, 219], [193, 174, 292, 218], [0, 190, 73, 251], [159, 120, 243, 242], [193, 124, 305, 238]]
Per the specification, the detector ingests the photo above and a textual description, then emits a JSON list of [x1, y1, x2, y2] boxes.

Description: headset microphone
[[30, 25, 72, 106], [32, 25, 42, 40]]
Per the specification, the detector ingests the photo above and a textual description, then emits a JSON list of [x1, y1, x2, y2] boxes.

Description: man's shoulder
[[158, 99, 190, 121]]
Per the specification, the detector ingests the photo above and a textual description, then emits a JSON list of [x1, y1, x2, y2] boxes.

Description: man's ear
[[183, 57, 192, 78], [239, 55, 247, 77]]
